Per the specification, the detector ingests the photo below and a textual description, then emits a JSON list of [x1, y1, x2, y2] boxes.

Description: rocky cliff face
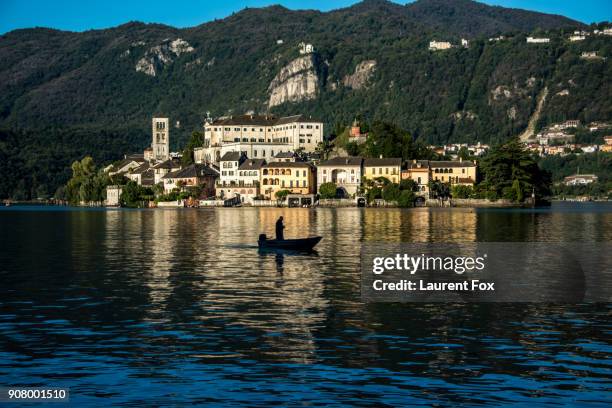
[[268, 55, 319, 108], [135, 38, 194, 77], [342, 60, 377, 89]]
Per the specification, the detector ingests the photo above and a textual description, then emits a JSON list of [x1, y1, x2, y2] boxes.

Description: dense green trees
[[318, 182, 338, 199], [479, 139, 551, 201], [63, 156, 125, 205], [120, 181, 154, 208], [181, 131, 204, 166], [0, 2, 607, 200]]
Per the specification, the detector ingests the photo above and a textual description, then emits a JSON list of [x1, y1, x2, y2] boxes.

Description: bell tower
[[152, 117, 170, 161]]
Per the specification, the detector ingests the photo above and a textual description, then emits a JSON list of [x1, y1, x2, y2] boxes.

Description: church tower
[[152, 117, 170, 161]]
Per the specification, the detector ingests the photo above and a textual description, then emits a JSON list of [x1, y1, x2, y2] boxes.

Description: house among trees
[[564, 174, 598, 186], [429, 40, 452, 50]]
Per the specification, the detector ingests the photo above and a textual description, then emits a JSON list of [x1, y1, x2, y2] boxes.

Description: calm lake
[[0, 203, 611, 406]]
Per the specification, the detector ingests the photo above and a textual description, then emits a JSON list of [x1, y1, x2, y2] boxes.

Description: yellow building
[[363, 158, 402, 184], [402, 159, 477, 195], [261, 162, 315, 199], [430, 160, 477, 185], [402, 160, 431, 194]]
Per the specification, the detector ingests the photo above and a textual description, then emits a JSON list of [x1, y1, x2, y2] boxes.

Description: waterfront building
[[430, 160, 477, 185], [152, 117, 170, 161], [197, 114, 323, 165], [363, 157, 402, 184], [161, 163, 218, 196], [402, 160, 431, 194], [316, 157, 363, 197], [106, 185, 122, 206], [217, 158, 266, 203], [219, 151, 247, 187], [402, 159, 477, 195], [261, 162, 315, 199]]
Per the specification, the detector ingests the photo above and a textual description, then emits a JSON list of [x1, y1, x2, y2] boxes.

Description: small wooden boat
[[258, 234, 322, 251]]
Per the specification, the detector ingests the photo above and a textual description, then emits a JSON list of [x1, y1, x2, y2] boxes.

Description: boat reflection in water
[[0, 203, 610, 405]]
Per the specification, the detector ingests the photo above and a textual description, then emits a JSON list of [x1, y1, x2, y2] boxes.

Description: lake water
[[0, 203, 611, 406]]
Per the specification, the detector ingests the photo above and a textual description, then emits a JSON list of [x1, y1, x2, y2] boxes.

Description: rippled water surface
[[0, 203, 611, 406]]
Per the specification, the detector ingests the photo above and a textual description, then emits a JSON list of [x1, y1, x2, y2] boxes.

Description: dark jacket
[[275, 218, 285, 240]]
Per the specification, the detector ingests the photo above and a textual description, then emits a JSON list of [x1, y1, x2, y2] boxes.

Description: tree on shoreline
[[479, 138, 551, 201]]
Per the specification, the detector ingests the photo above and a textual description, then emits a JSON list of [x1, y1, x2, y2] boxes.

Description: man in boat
[[275, 216, 285, 240]]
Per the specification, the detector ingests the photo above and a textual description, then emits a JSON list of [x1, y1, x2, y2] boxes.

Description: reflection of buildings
[[362, 208, 477, 242]]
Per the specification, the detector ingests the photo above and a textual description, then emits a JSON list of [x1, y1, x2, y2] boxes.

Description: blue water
[[0, 203, 610, 406]]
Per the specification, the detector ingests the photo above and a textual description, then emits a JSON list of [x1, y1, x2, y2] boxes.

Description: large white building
[[194, 114, 323, 165]]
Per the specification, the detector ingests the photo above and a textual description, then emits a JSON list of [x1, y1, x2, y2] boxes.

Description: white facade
[[152, 117, 170, 161], [526, 37, 550, 44], [298, 42, 314, 54], [199, 114, 323, 166], [106, 186, 122, 206], [219, 152, 244, 187], [316, 157, 364, 197], [429, 41, 452, 51]]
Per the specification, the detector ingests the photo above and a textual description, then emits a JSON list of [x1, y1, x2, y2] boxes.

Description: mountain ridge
[[0, 0, 609, 199]]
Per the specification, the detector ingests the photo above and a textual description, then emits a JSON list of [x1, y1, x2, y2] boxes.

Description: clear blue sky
[[1, 0, 610, 34]]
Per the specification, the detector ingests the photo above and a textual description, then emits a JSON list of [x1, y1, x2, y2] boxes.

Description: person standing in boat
[[275, 216, 285, 240]]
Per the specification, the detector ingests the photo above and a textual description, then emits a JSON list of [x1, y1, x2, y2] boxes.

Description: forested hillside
[[0, 0, 610, 199]]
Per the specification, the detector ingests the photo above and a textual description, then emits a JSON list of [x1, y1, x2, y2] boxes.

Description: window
[[306, 125, 312, 129], [462, 169, 465, 174], [323, 169, 327, 174], [254, 150, 257, 157], [302, 180, 306, 187], [299, 139, 305, 143], [225, 127, 230, 131], [417, 177, 421, 184], [385, 168, 389, 175], [379, 168, 383, 174], [258, 138, 264, 142], [300, 125, 304, 129], [243, 128, 247, 131], [242, 138, 248, 142], [315, 125, 319, 129], [234, 128, 240, 131], [234, 138, 240, 142], [303, 170, 306, 177], [290, 180, 293, 187], [351, 169, 354, 174]]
